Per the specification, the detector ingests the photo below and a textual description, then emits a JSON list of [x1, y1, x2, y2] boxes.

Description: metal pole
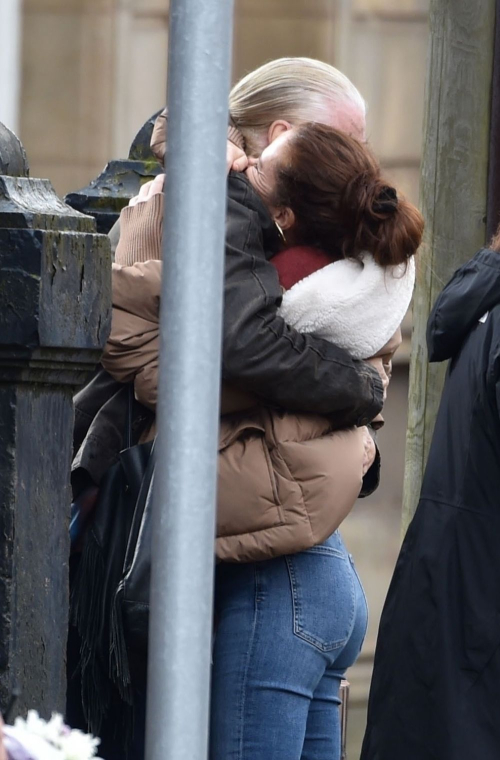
[[0, 0, 22, 132], [145, 0, 234, 759]]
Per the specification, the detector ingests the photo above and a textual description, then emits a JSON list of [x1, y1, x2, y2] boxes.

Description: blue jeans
[[210, 531, 368, 760]]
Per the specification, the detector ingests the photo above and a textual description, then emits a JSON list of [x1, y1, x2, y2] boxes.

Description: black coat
[[361, 248, 500, 760], [222, 173, 383, 424]]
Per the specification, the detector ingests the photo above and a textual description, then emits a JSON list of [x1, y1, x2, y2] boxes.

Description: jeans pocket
[[286, 547, 356, 652]]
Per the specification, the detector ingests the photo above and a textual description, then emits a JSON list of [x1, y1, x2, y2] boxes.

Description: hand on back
[[361, 426, 377, 475], [365, 357, 389, 402]]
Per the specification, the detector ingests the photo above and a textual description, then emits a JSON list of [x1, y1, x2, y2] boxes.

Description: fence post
[[64, 112, 163, 235], [402, 0, 496, 531], [145, 0, 234, 758], [0, 123, 111, 717], [487, 0, 500, 241]]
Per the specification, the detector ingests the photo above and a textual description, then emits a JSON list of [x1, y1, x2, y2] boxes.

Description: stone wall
[[20, 0, 169, 194], [19, 0, 428, 202]]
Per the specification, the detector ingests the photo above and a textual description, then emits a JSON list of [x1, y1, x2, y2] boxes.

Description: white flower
[[9, 712, 101, 760], [58, 729, 100, 760], [16, 710, 48, 737]]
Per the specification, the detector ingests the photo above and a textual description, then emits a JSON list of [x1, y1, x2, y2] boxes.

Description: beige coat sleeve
[[114, 193, 164, 266], [102, 311, 160, 410], [101, 260, 162, 410]]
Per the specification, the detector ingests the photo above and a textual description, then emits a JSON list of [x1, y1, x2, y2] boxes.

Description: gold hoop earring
[[275, 221, 287, 245]]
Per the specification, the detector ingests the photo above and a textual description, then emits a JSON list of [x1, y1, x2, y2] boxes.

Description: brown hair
[[274, 123, 424, 267]]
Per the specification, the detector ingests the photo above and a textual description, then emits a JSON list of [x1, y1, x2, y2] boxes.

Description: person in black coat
[[361, 239, 500, 760]]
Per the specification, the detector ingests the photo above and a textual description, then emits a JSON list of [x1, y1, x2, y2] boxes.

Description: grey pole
[[145, 0, 234, 759]]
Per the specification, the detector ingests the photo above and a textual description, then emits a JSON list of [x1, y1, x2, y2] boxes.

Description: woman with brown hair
[[205, 123, 422, 760]]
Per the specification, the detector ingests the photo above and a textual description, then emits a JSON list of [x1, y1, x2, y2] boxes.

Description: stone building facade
[[14, 0, 430, 202]]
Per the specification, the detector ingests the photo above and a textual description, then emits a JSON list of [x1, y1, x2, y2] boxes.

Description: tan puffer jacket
[[102, 258, 369, 562]]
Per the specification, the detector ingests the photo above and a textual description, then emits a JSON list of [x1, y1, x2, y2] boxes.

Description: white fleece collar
[[277, 254, 415, 359]]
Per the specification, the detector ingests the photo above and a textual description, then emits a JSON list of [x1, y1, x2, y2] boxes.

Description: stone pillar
[[0, 124, 111, 718]]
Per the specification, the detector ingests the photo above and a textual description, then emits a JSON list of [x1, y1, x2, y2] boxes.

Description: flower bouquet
[[2, 712, 102, 760]]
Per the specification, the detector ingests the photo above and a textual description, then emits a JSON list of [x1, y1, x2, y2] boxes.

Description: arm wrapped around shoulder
[[115, 193, 164, 266]]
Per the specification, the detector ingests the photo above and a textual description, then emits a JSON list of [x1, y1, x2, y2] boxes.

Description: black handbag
[[70, 385, 154, 736], [109, 439, 155, 692]]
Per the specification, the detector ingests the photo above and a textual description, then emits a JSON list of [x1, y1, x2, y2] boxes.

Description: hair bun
[[272, 122, 424, 269], [373, 185, 398, 215], [340, 175, 396, 232], [340, 174, 421, 267]]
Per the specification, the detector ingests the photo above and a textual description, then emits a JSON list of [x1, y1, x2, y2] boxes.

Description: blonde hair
[[229, 57, 366, 156]]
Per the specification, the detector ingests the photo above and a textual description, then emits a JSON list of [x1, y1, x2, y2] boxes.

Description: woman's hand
[[361, 426, 377, 475], [227, 141, 248, 173], [129, 174, 165, 207], [365, 357, 389, 402]]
